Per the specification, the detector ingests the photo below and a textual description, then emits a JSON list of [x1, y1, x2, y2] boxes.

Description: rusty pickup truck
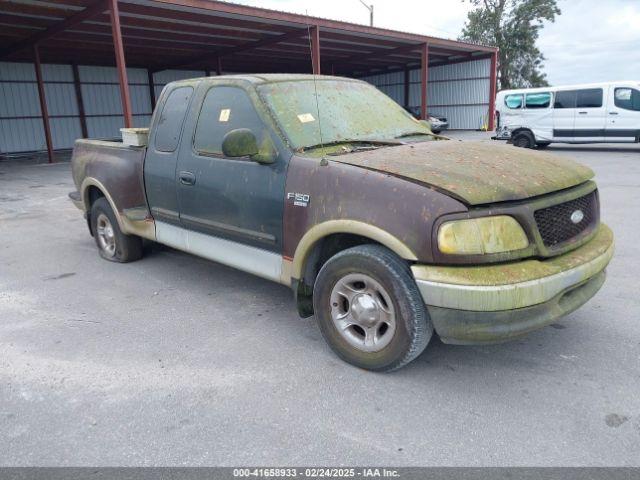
[[69, 74, 614, 372]]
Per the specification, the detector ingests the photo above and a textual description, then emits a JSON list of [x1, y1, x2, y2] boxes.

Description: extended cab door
[[145, 85, 194, 224], [175, 84, 287, 253], [606, 85, 640, 142]]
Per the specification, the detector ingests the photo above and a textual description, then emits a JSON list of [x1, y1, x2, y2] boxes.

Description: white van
[[494, 81, 640, 148]]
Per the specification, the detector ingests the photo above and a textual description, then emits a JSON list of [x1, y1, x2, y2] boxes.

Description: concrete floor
[[1, 133, 639, 466]]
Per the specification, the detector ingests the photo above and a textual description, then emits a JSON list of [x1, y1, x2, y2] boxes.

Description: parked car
[[494, 81, 640, 148], [69, 74, 613, 372], [404, 106, 449, 133]]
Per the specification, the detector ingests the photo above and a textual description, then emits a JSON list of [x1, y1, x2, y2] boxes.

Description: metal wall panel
[[0, 62, 36, 81], [363, 58, 492, 129], [0, 118, 45, 153], [1, 62, 157, 153]]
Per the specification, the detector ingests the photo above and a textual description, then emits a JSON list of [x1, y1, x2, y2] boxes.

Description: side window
[[554, 90, 576, 109], [576, 88, 603, 108], [614, 88, 640, 111], [194, 86, 265, 156], [154, 86, 193, 153], [505, 94, 523, 109], [525, 92, 551, 109]]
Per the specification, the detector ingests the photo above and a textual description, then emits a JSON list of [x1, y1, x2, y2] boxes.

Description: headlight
[[437, 215, 529, 255]]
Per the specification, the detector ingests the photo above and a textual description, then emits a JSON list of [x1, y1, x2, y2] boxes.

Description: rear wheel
[[90, 197, 143, 263], [313, 244, 432, 372], [513, 131, 535, 148]]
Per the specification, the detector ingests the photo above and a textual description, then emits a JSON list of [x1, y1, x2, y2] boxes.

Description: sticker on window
[[297, 113, 315, 123], [219, 108, 231, 122]]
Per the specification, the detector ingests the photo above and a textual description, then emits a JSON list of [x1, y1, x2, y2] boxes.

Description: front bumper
[[412, 224, 614, 344]]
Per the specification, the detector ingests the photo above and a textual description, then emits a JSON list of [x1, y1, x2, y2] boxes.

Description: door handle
[[609, 112, 619, 115], [179, 171, 196, 186], [578, 111, 588, 114]]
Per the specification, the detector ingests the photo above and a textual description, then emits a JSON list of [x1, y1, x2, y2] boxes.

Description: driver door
[[175, 85, 287, 253]]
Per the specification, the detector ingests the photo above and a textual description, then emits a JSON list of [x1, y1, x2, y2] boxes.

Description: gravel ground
[[1, 133, 639, 466]]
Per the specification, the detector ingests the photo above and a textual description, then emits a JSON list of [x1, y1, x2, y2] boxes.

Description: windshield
[[257, 79, 433, 151]]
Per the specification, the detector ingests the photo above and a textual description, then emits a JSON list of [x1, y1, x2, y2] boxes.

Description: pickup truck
[[70, 74, 614, 372]]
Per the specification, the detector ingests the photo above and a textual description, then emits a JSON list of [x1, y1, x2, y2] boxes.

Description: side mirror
[[221, 128, 259, 158], [221, 128, 276, 164]]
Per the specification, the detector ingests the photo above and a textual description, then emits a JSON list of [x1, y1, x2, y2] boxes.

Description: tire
[[513, 131, 535, 148], [313, 244, 433, 372], [90, 197, 143, 263], [536, 142, 551, 149]]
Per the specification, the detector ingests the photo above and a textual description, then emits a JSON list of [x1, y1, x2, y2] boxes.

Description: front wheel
[[313, 245, 432, 372], [90, 197, 143, 263], [513, 131, 535, 148]]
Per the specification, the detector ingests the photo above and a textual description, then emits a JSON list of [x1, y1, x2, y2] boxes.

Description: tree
[[460, 0, 560, 90]]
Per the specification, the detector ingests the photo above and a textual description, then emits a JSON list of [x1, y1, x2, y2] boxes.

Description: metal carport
[[0, 0, 498, 163]]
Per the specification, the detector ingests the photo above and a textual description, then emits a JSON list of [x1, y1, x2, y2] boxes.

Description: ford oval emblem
[[570, 209, 584, 224]]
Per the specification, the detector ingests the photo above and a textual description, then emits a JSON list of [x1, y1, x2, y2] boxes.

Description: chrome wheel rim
[[96, 213, 116, 257], [329, 273, 396, 352]]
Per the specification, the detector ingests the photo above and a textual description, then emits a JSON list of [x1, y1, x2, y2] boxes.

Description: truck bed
[[70, 138, 151, 233]]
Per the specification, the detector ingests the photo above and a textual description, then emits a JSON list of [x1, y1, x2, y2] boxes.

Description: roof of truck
[[172, 74, 363, 86]]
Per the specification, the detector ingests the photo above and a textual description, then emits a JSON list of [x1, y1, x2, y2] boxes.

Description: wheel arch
[[288, 220, 418, 317], [81, 177, 127, 233], [291, 220, 417, 280]]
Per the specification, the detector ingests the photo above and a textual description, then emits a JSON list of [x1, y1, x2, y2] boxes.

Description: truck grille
[[534, 191, 598, 248]]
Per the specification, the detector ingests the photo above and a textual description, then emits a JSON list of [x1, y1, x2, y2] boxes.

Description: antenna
[[305, 16, 325, 153], [358, 0, 374, 26]]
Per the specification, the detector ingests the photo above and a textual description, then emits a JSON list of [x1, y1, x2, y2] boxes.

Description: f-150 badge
[[287, 192, 310, 207]]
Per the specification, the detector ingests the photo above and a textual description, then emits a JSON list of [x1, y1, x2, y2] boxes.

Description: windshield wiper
[[394, 131, 434, 139], [298, 139, 401, 153]]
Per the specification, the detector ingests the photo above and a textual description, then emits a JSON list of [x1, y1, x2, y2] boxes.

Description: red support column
[[147, 69, 156, 110], [404, 67, 410, 108], [33, 45, 54, 164], [72, 64, 88, 138], [310, 25, 321, 75], [488, 50, 498, 131], [109, 0, 133, 128], [420, 43, 429, 120]]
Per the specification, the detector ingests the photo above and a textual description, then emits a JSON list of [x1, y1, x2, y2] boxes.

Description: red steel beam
[[404, 68, 410, 107], [33, 45, 54, 163], [310, 25, 320, 75], [147, 69, 156, 110], [420, 43, 429, 120], [72, 64, 88, 138], [488, 50, 498, 131], [109, 0, 133, 128], [0, 0, 107, 59]]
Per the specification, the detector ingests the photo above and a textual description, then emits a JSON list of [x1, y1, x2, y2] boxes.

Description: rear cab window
[[154, 86, 193, 152]]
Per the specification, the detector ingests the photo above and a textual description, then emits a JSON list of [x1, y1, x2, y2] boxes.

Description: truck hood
[[329, 140, 595, 205]]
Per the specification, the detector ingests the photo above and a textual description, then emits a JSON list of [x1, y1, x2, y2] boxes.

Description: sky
[[231, 0, 640, 86]]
